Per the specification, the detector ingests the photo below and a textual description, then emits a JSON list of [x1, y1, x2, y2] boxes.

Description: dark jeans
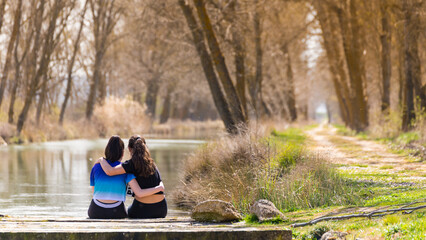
[[128, 198, 167, 219], [88, 199, 127, 219]]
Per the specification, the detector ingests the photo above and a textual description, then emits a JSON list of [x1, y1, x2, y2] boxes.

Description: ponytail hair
[[128, 135, 155, 177]]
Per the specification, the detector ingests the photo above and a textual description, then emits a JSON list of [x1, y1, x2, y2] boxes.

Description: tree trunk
[[397, 17, 405, 110], [193, 0, 246, 125], [0, 0, 6, 34], [405, 1, 424, 110], [35, 73, 48, 124], [86, 50, 104, 119], [380, 0, 392, 112], [401, 0, 419, 130], [326, 101, 332, 124], [251, 1, 271, 118], [233, 34, 247, 119], [16, 0, 46, 133], [97, 71, 107, 105], [178, 0, 237, 133], [251, 1, 261, 117], [60, 0, 87, 124], [9, 0, 32, 124], [145, 77, 160, 119], [283, 44, 297, 121], [235, 44, 247, 118], [315, 0, 352, 126], [0, 0, 22, 108], [9, 48, 23, 124], [8, 67, 20, 124], [17, 0, 61, 134], [86, 0, 121, 119], [228, 0, 247, 119], [335, 0, 368, 131], [160, 85, 172, 124]]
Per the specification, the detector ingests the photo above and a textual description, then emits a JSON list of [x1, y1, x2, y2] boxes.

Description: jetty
[[0, 216, 291, 239]]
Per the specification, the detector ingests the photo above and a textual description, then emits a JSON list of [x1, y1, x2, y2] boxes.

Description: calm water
[[0, 139, 203, 217]]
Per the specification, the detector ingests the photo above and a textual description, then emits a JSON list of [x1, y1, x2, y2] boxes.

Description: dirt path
[[305, 124, 426, 183]]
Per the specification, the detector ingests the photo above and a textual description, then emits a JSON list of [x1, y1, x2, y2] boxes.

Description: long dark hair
[[105, 135, 124, 163], [128, 135, 155, 177]]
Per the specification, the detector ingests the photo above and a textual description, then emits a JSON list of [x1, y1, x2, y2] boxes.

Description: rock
[[320, 231, 348, 240], [191, 200, 242, 222], [249, 199, 286, 222]]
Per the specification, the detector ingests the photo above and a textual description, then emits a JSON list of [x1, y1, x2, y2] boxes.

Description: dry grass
[[172, 127, 359, 214], [92, 96, 151, 137], [151, 120, 224, 139], [0, 96, 152, 143]]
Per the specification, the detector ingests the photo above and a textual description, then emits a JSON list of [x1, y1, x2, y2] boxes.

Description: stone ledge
[[0, 217, 291, 240]]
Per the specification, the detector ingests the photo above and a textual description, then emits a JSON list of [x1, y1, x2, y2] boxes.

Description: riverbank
[[172, 124, 425, 239], [172, 125, 359, 213], [0, 118, 224, 145], [0, 97, 225, 144]]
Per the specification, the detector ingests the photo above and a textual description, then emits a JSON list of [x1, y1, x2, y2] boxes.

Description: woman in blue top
[[99, 135, 167, 219], [88, 136, 164, 219]]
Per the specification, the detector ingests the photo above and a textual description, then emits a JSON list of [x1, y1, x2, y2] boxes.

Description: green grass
[[243, 214, 287, 224], [302, 124, 319, 131], [177, 124, 425, 238], [395, 132, 420, 145], [353, 164, 368, 168], [290, 210, 426, 239], [271, 127, 306, 144], [333, 124, 357, 136], [286, 124, 426, 239]]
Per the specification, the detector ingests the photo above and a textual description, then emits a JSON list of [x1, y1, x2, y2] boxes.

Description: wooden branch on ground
[[291, 203, 426, 228]]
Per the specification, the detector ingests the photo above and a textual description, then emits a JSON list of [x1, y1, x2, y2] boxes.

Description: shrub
[[172, 127, 360, 214], [92, 96, 150, 137]]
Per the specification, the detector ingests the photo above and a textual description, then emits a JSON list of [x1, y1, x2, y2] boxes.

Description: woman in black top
[[99, 135, 167, 218]]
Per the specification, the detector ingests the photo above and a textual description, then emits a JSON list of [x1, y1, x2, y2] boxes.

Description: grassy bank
[[172, 126, 360, 215], [290, 124, 426, 239], [173, 124, 426, 239]]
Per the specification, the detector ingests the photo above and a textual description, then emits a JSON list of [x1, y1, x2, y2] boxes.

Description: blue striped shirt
[[90, 160, 135, 202]]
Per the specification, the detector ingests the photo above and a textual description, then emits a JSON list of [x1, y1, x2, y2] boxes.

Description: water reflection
[[0, 139, 202, 217]]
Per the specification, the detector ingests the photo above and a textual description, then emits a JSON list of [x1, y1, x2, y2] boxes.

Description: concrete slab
[[0, 216, 292, 239]]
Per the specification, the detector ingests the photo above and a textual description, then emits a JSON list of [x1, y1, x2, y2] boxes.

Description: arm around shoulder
[[128, 179, 165, 198], [99, 158, 126, 176]]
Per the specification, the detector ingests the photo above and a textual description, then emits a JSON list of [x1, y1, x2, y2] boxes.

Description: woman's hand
[[93, 157, 103, 165], [157, 181, 165, 192], [128, 179, 164, 198]]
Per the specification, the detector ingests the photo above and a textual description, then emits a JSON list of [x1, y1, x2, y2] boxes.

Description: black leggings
[[128, 199, 167, 219], [88, 199, 127, 219]]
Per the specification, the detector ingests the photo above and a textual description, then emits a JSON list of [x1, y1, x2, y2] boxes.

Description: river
[[0, 138, 203, 217]]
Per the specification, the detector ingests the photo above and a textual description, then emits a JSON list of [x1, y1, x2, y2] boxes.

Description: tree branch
[[291, 203, 426, 228]]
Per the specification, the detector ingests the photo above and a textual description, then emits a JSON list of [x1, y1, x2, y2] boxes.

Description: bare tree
[[17, 0, 68, 134], [380, 0, 392, 112], [9, 2, 33, 123], [0, 0, 7, 34], [0, 0, 23, 108], [59, 0, 88, 124], [193, 0, 246, 125], [86, 0, 123, 119], [178, 0, 237, 133], [401, 0, 423, 130]]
